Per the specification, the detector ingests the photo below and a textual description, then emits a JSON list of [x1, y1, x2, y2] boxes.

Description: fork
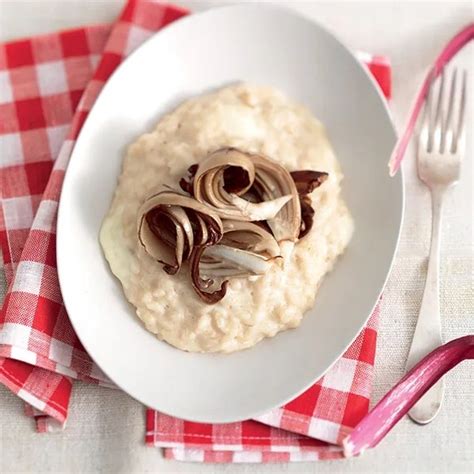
[[405, 68, 467, 424]]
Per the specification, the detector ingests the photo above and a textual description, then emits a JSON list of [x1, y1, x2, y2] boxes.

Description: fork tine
[[454, 70, 467, 153], [444, 69, 457, 153], [431, 69, 445, 153], [425, 71, 436, 152], [434, 69, 445, 129]]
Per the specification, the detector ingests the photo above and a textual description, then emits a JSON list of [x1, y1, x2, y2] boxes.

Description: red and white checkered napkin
[[0, 0, 390, 461], [148, 309, 379, 462]]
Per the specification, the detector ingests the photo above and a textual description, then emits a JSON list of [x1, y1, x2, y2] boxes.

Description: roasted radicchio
[[138, 148, 328, 303]]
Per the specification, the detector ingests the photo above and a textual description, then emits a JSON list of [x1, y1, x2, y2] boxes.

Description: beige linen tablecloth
[[0, 1, 472, 473]]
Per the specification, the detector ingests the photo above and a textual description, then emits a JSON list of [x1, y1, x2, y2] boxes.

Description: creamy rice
[[100, 84, 353, 353]]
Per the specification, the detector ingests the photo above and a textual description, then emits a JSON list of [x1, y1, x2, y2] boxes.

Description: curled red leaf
[[190, 246, 229, 304], [290, 170, 328, 194], [139, 150, 330, 304], [137, 191, 223, 278], [179, 164, 198, 195], [290, 170, 328, 239], [299, 196, 315, 239]]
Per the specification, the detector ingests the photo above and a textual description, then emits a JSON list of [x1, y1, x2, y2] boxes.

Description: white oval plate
[[57, 4, 403, 423]]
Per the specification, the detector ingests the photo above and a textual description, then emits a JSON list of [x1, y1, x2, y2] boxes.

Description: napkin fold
[[0, 0, 390, 461]]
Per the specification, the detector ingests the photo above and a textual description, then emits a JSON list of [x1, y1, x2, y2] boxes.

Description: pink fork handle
[[343, 335, 474, 457], [388, 23, 474, 176]]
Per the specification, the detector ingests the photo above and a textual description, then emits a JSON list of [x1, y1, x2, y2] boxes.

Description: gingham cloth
[[0, 0, 391, 462]]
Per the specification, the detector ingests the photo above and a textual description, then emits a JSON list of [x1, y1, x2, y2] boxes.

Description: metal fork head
[[418, 68, 467, 188]]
